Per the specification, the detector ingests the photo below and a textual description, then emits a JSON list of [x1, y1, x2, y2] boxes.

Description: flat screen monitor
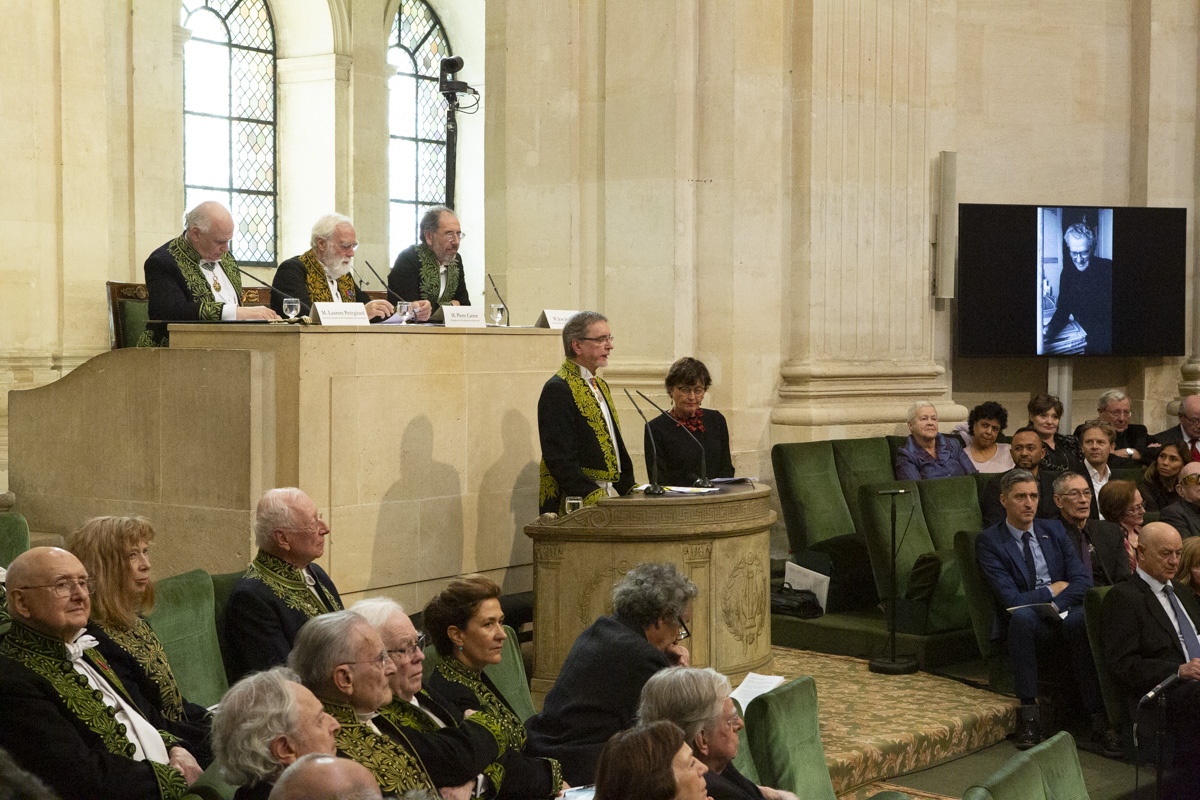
[[956, 204, 1186, 357]]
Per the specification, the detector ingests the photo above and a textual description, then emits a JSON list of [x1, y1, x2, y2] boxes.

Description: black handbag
[[770, 582, 823, 619]]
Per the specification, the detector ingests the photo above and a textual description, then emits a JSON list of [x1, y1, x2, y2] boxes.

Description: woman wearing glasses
[[67, 515, 213, 765], [646, 358, 735, 487], [1098, 481, 1145, 575], [525, 562, 700, 787], [1141, 441, 1190, 512], [423, 576, 566, 799]]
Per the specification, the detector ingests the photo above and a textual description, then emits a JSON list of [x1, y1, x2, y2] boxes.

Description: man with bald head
[[1102, 522, 1200, 797], [269, 754, 382, 800], [270, 214, 394, 321], [141, 200, 279, 345], [1160, 461, 1200, 541], [0, 547, 200, 799]]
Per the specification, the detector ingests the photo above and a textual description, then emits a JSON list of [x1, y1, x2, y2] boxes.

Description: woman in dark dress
[[67, 516, 213, 765], [645, 357, 735, 487], [1027, 393, 1082, 472], [423, 576, 565, 799], [1142, 441, 1190, 512]]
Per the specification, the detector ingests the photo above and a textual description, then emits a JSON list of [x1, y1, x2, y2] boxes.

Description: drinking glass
[[564, 496, 584, 513], [397, 303, 412, 324], [490, 304, 505, 325], [282, 298, 300, 319]]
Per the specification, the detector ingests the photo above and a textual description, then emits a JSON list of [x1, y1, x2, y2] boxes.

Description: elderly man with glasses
[[388, 206, 469, 320], [271, 213, 394, 320], [0, 547, 201, 799], [1052, 472, 1132, 587], [349, 598, 509, 795], [1161, 461, 1200, 540]]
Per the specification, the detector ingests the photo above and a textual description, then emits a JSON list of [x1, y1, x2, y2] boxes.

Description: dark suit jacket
[[1160, 501, 1200, 540], [378, 689, 503, 789], [144, 236, 241, 323], [525, 615, 671, 786], [1151, 424, 1186, 449], [1062, 519, 1133, 587], [975, 518, 1092, 642], [706, 762, 765, 800], [1077, 459, 1124, 519], [219, 562, 343, 683], [388, 245, 471, 314], [1101, 571, 1200, 699], [269, 255, 372, 317], [981, 468, 1061, 527]]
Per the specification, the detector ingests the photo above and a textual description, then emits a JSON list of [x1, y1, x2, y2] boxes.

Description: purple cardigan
[[894, 433, 978, 480]]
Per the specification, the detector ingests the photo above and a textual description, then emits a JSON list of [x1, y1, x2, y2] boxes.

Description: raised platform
[[770, 646, 1017, 795], [772, 611, 980, 670]]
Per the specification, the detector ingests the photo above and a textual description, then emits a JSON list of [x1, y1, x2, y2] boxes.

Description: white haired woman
[[894, 401, 977, 480]]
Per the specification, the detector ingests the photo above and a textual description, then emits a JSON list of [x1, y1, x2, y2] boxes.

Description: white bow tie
[[66, 632, 99, 662]]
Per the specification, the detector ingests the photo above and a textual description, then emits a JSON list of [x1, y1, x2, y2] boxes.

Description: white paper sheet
[[730, 672, 786, 711], [784, 561, 830, 610]]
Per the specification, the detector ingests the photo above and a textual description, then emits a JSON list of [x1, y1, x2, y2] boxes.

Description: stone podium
[[522, 482, 775, 705]]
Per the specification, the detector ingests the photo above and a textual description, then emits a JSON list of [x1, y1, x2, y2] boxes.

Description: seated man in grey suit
[[1161, 461, 1200, 540], [1052, 471, 1132, 586]]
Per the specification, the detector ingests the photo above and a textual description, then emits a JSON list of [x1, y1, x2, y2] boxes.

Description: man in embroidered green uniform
[[141, 201, 280, 346], [220, 488, 344, 683], [0, 547, 200, 799], [388, 205, 470, 319], [270, 214, 395, 321], [289, 611, 465, 799], [538, 311, 636, 514]]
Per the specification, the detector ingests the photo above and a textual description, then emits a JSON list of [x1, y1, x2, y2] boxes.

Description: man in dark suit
[[976, 469, 1116, 753], [1072, 390, 1152, 464], [981, 427, 1060, 526], [1161, 461, 1200, 540], [220, 488, 344, 683], [1052, 471, 1132, 586], [1077, 419, 1120, 519], [537, 311, 635, 514], [1150, 394, 1200, 460], [1101, 522, 1200, 798]]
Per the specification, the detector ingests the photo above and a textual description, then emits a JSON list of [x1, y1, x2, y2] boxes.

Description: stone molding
[[277, 54, 353, 84]]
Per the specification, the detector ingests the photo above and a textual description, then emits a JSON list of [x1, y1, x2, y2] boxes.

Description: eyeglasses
[[1182, 474, 1200, 486], [1128, 503, 1146, 513], [721, 710, 741, 729], [387, 634, 427, 662], [1181, 414, 1200, 425], [674, 386, 707, 398], [19, 578, 96, 598], [676, 617, 691, 642], [578, 335, 614, 345], [440, 231, 466, 241], [335, 241, 359, 252], [1056, 489, 1093, 500], [340, 651, 389, 669]]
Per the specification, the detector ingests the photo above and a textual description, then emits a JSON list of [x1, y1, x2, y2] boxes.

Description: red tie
[[1190, 438, 1200, 462]]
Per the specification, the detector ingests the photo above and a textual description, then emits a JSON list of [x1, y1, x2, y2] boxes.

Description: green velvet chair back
[[744, 676, 835, 800], [858, 480, 933, 600], [831, 437, 897, 535], [962, 731, 1090, 800], [0, 511, 31, 567], [954, 529, 1013, 694], [917, 476, 984, 552], [1111, 466, 1143, 484], [1083, 585, 1128, 736], [181, 767, 237, 800], [973, 471, 995, 503], [771, 442, 857, 551], [106, 281, 151, 349], [146, 569, 229, 708], [210, 569, 246, 631], [421, 624, 534, 722]]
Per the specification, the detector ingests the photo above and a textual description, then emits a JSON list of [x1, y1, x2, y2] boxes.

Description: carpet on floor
[[769, 646, 1018, 794], [836, 782, 958, 800]]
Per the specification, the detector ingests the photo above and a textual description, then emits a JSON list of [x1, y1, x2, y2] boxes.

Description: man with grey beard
[[271, 213, 394, 320]]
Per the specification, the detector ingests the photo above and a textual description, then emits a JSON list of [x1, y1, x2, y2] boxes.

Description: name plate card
[[311, 302, 371, 326], [442, 305, 487, 328], [535, 309, 579, 329]]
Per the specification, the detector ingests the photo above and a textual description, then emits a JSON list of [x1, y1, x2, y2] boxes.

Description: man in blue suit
[[976, 469, 1118, 754]]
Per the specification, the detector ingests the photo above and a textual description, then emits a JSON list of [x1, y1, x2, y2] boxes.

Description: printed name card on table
[[534, 310, 579, 329], [310, 302, 371, 326], [442, 305, 486, 328]]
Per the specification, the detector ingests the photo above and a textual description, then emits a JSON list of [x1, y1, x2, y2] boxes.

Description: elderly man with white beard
[[271, 214, 394, 320]]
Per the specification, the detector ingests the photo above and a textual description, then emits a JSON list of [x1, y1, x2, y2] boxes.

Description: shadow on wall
[[478, 409, 539, 596]]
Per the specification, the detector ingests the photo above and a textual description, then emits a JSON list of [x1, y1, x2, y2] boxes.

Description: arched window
[[388, 1, 453, 253], [180, 0, 277, 268]]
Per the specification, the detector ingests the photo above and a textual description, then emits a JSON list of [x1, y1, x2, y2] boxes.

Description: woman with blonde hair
[[1178, 536, 1200, 602], [68, 515, 212, 764]]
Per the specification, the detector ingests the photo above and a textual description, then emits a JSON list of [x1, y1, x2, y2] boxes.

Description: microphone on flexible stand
[[636, 390, 711, 488], [1138, 673, 1178, 706], [363, 260, 409, 305], [235, 267, 311, 315], [487, 274, 510, 326], [624, 390, 664, 496]]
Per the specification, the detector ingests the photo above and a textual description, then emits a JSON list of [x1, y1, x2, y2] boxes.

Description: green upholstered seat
[[962, 731, 1090, 800], [421, 624, 534, 722], [0, 510, 31, 567], [917, 476, 984, 552], [1083, 585, 1128, 739], [830, 438, 897, 536], [954, 529, 1013, 694], [182, 767, 237, 800], [117, 299, 150, 349], [771, 441, 857, 552], [146, 569, 229, 708], [209, 569, 245, 631]]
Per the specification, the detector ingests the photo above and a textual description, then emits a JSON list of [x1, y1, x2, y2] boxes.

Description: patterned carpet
[[769, 647, 1018, 795], [837, 782, 957, 800]]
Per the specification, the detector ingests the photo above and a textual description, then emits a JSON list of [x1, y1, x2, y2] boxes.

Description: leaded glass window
[[181, 0, 277, 267], [388, 1, 453, 252]]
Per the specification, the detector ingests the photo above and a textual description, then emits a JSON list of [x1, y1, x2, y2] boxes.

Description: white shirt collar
[[1137, 566, 1167, 594]]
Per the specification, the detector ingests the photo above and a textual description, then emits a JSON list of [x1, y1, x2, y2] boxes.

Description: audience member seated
[[1028, 393, 1082, 472], [350, 597, 511, 794], [1053, 472, 1132, 587], [594, 721, 709, 800], [893, 401, 977, 480], [645, 357, 735, 487], [221, 488, 344, 683], [1078, 419, 1119, 519], [423, 576, 566, 799], [1073, 389, 1153, 464], [268, 754, 382, 800], [211, 666, 341, 800], [1150, 393, 1200, 459], [270, 214, 394, 321], [526, 563, 699, 786], [981, 427, 1061, 527], [1161, 462, 1200, 541], [0, 547, 200, 799], [1142, 441, 1190, 513], [975, 471, 1118, 755], [1098, 481, 1143, 576], [955, 401, 1014, 473], [288, 611, 441, 797], [67, 516, 213, 765], [638, 667, 798, 800], [1179, 537, 1200, 602], [1101, 522, 1200, 799]]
